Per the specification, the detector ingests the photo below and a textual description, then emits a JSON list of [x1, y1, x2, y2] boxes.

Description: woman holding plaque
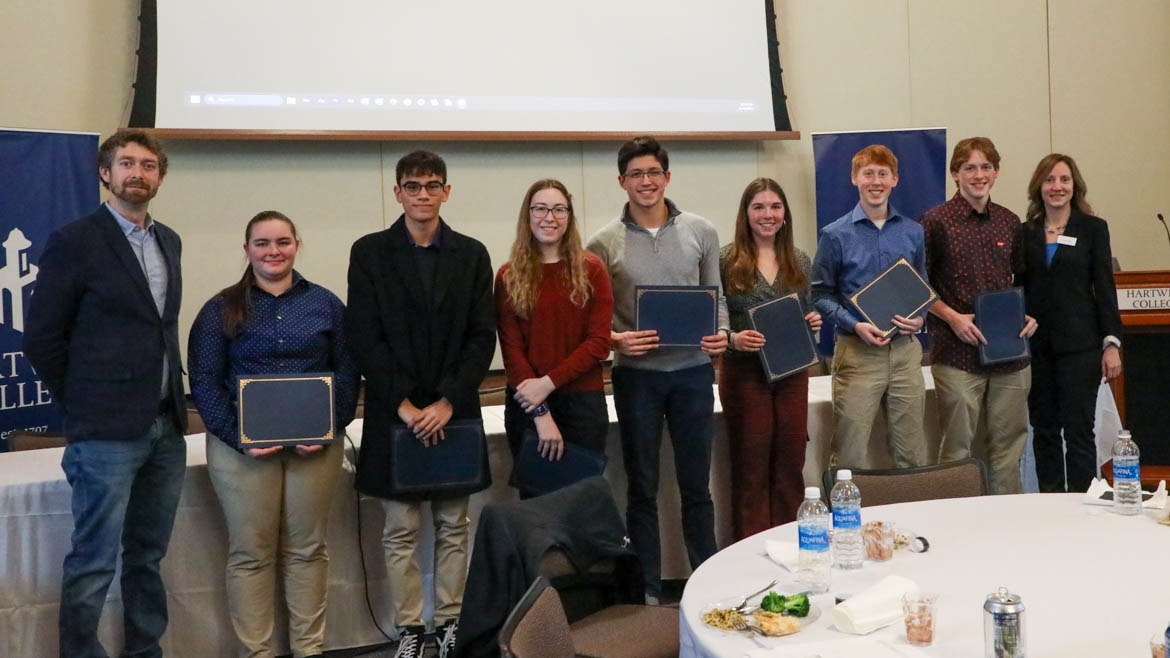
[[1020, 154, 1122, 493], [188, 210, 359, 658], [495, 179, 614, 495], [719, 177, 822, 539]]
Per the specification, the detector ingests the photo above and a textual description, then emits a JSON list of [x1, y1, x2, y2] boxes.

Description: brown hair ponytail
[[220, 210, 298, 335]]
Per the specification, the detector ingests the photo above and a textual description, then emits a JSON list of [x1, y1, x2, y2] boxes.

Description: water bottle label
[[798, 525, 830, 552], [833, 509, 860, 529], [1114, 461, 1140, 481]]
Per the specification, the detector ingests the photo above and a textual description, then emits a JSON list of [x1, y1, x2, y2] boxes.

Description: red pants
[[718, 356, 809, 540]]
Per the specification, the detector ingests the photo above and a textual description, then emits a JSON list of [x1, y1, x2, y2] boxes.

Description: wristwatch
[[527, 403, 549, 418]]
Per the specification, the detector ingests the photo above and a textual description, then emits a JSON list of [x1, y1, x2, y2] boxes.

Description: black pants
[[611, 363, 717, 598], [504, 387, 609, 473], [1029, 345, 1100, 493]]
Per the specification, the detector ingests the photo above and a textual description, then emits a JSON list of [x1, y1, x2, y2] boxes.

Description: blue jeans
[[611, 363, 716, 597], [59, 416, 187, 658]]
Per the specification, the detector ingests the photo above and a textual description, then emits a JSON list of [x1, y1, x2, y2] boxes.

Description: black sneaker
[[435, 619, 458, 658], [394, 625, 426, 658]]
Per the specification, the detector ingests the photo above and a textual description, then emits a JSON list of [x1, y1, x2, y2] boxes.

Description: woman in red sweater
[[495, 179, 614, 487]]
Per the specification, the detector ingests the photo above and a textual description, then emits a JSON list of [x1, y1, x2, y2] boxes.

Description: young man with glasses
[[921, 137, 1037, 493], [346, 151, 496, 658], [586, 136, 729, 603]]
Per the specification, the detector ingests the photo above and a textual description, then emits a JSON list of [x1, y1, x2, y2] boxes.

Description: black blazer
[[24, 205, 187, 441], [1019, 209, 1121, 355], [346, 216, 496, 499]]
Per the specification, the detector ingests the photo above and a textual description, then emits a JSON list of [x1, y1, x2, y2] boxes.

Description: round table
[[679, 494, 1169, 657]]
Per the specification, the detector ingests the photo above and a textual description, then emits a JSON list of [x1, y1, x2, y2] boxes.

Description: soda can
[[983, 587, 1026, 658]]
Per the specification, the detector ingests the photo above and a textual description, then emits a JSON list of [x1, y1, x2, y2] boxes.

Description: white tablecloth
[[679, 494, 1170, 657], [0, 370, 945, 657]]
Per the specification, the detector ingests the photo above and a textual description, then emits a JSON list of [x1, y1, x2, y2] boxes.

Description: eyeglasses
[[400, 181, 446, 196], [530, 204, 570, 220], [622, 168, 666, 181]]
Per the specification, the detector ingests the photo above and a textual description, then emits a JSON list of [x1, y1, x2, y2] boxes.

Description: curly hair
[[501, 179, 593, 318]]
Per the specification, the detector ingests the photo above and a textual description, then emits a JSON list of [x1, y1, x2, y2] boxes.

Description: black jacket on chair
[[1019, 210, 1121, 354], [24, 205, 187, 441], [450, 476, 641, 658], [346, 216, 496, 500]]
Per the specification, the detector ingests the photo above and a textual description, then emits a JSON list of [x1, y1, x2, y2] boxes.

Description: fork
[[732, 579, 778, 611]]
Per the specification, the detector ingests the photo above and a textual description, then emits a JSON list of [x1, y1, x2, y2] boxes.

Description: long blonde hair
[[501, 179, 593, 318]]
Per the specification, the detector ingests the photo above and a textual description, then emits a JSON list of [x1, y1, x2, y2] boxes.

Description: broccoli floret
[[759, 591, 786, 613], [782, 593, 810, 617]]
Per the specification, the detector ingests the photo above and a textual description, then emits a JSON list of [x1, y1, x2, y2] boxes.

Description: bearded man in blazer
[[24, 129, 187, 658]]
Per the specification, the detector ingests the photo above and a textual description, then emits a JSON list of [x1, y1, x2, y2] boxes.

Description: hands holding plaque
[[238, 373, 336, 455], [973, 287, 1037, 365], [740, 294, 823, 382], [849, 258, 937, 344], [632, 285, 726, 354]]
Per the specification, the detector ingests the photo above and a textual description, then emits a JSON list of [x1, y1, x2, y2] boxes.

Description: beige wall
[[3, 0, 1168, 366]]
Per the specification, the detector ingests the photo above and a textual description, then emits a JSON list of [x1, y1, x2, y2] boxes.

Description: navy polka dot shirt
[[188, 271, 360, 450]]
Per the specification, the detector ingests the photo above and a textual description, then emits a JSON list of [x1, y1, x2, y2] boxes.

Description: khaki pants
[[381, 496, 470, 627], [831, 334, 928, 469], [206, 436, 343, 658], [932, 362, 1031, 494]]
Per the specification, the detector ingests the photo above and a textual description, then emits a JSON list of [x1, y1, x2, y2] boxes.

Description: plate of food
[[699, 591, 821, 638]]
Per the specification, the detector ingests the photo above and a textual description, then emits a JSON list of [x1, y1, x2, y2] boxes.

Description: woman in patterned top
[[188, 210, 359, 658], [719, 178, 822, 539], [495, 179, 613, 496]]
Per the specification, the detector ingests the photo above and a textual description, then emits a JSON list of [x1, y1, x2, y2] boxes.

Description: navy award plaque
[[390, 418, 489, 496], [509, 428, 608, 497], [237, 372, 335, 447], [974, 287, 1030, 365], [849, 258, 937, 339], [634, 284, 718, 347], [746, 293, 820, 382]]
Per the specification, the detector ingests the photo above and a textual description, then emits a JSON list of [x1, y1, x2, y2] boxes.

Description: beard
[[111, 179, 158, 205]]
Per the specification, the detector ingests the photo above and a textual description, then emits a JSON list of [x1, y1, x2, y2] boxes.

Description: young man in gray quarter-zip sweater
[[586, 136, 729, 603]]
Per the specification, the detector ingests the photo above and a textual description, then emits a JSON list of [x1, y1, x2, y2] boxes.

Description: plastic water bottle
[[1111, 429, 1141, 515], [796, 486, 831, 593], [830, 469, 863, 569]]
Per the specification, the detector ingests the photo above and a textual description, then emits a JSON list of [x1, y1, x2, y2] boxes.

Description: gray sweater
[[586, 199, 729, 371]]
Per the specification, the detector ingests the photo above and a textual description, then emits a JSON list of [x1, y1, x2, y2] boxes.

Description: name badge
[[1057, 235, 1077, 246]]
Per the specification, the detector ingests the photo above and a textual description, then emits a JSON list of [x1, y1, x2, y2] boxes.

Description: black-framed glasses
[[622, 168, 666, 181], [400, 180, 446, 196], [530, 204, 570, 220]]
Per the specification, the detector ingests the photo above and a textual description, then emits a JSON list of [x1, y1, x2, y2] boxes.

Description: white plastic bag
[[1093, 378, 1123, 474]]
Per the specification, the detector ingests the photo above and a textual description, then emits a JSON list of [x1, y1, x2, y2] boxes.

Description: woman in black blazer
[[1019, 153, 1122, 493]]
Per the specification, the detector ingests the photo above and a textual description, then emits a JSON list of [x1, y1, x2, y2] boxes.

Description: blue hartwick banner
[[0, 129, 99, 451], [811, 128, 947, 356]]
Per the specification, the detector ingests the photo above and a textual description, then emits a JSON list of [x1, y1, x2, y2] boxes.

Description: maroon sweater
[[494, 254, 613, 392]]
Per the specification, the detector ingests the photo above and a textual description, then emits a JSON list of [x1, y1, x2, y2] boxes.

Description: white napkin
[[831, 575, 919, 635], [764, 540, 800, 572], [1083, 478, 1166, 509], [744, 636, 930, 658]]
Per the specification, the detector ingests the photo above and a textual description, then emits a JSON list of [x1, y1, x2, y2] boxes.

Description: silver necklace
[[1044, 223, 1067, 235]]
